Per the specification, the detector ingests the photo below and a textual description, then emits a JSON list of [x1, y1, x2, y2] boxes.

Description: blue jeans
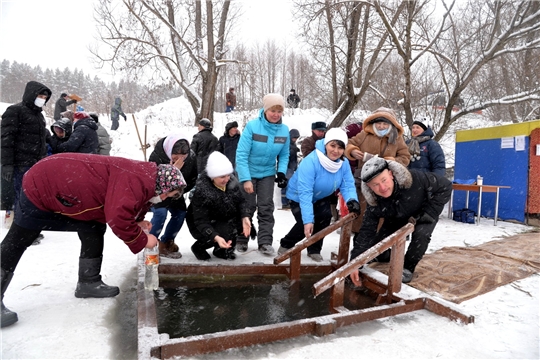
[[225, 106, 234, 112], [150, 207, 186, 243]]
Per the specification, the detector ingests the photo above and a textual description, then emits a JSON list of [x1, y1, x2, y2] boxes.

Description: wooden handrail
[[273, 213, 358, 265], [312, 222, 415, 297]]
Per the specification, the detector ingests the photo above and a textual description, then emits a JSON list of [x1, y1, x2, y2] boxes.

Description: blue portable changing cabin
[[453, 120, 540, 223]]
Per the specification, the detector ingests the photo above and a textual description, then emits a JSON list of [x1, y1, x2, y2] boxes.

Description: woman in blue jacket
[[235, 94, 290, 255], [406, 120, 446, 176], [278, 128, 360, 262]]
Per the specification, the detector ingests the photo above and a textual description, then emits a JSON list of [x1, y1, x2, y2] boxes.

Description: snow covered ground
[[0, 99, 538, 359]]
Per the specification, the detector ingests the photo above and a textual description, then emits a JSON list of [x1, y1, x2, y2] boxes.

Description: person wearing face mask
[[1, 81, 52, 212], [0, 153, 186, 328], [344, 107, 410, 234], [148, 133, 198, 258]]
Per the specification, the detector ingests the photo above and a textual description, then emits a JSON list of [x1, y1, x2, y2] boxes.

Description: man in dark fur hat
[[350, 156, 451, 285]]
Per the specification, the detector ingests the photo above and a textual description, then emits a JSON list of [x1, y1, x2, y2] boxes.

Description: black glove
[[2, 165, 13, 182], [73, 100, 77, 104], [414, 212, 435, 224], [346, 199, 361, 214], [275, 172, 288, 189], [123, 115, 127, 121]]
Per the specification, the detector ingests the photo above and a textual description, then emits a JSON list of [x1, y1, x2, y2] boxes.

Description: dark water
[[155, 275, 375, 338]]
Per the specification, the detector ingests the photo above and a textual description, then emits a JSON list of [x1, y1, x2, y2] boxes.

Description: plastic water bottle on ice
[[144, 245, 159, 291]]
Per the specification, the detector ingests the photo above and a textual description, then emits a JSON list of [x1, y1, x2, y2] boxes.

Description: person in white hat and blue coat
[[278, 128, 360, 262]]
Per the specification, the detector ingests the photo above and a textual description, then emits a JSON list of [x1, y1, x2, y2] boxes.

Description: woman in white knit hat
[[278, 128, 360, 262], [186, 151, 251, 261], [235, 93, 290, 255]]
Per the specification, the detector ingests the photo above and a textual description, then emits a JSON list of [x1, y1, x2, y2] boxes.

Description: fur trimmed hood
[[361, 160, 413, 206]]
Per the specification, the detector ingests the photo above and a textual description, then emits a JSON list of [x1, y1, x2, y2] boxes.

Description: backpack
[[453, 208, 476, 224]]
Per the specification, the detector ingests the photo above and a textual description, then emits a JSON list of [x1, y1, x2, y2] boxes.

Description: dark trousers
[[280, 197, 332, 255], [191, 220, 237, 253], [236, 176, 275, 246], [352, 219, 438, 273], [1, 191, 106, 273]]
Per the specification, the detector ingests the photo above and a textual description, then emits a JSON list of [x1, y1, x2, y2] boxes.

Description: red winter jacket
[[22, 153, 157, 253]]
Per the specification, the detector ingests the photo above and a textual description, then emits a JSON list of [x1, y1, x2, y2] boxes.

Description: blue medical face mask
[[375, 127, 390, 137]]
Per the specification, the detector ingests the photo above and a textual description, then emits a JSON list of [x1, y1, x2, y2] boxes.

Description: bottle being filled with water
[[144, 245, 159, 291]]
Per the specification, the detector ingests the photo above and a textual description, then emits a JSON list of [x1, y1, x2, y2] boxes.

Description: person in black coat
[[350, 156, 451, 285], [287, 89, 301, 109], [48, 118, 73, 154], [191, 118, 219, 173], [1, 81, 52, 207], [217, 121, 240, 169], [186, 151, 251, 261], [53, 93, 77, 120], [148, 133, 198, 258], [110, 97, 127, 131], [406, 120, 446, 176], [56, 112, 99, 154]]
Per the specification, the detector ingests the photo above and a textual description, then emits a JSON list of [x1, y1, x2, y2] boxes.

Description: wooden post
[[132, 114, 147, 161]]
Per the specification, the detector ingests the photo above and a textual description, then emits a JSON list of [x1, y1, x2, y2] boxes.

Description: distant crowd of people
[[0, 80, 449, 329]]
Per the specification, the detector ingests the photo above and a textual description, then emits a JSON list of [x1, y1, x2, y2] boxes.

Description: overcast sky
[[0, 0, 294, 83]]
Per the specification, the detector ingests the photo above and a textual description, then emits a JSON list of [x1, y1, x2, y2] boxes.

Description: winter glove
[[414, 212, 435, 224], [346, 199, 361, 214], [2, 165, 13, 182], [123, 115, 127, 121], [275, 172, 288, 189]]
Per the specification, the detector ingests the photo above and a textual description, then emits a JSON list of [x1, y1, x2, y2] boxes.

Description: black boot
[[75, 257, 119, 298], [1, 268, 18, 328], [191, 243, 211, 261]]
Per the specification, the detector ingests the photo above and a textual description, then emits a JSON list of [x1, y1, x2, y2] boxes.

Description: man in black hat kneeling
[[349, 156, 451, 285]]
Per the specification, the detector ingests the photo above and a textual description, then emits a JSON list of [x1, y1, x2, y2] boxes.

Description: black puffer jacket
[[56, 117, 99, 154], [148, 137, 198, 210], [1, 81, 51, 168], [351, 161, 451, 259], [49, 118, 73, 153], [186, 174, 250, 245], [191, 128, 218, 172], [217, 131, 240, 168]]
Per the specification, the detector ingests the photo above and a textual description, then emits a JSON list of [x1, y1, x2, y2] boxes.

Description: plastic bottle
[[144, 245, 159, 291]]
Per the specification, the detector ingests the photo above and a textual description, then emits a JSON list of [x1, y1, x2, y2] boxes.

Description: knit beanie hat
[[324, 128, 348, 146], [289, 128, 300, 139], [361, 156, 389, 183], [155, 164, 186, 195], [225, 121, 239, 132], [206, 151, 234, 179], [412, 120, 427, 131], [263, 93, 285, 112]]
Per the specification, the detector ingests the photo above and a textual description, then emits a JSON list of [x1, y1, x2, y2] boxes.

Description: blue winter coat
[[406, 127, 446, 176], [236, 108, 290, 182], [286, 139, 358, 224]]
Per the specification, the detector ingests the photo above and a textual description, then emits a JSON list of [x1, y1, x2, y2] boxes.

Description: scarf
[[316, 149, 343, 173], [407, 135, 431, 162]]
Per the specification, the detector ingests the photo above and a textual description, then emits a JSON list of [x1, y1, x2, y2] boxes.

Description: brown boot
[[158, 240, 182, 259]]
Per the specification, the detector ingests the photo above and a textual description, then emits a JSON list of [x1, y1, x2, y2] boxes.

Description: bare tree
[[429, 0, 540, 140], [92, 0, 238, 123], [295, 0, 408, 128], [372, 0, 455, 129]]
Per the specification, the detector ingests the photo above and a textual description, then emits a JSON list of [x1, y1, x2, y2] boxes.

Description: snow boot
[[191, 243, 211, 261], [159, 239, 182, 259], [1, 268, 18, 328], [75, 257, 120, 298]]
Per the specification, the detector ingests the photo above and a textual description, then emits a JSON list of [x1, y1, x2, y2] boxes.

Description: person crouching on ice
[[0, 153, 186, 328], [186, 151, 251, 261]]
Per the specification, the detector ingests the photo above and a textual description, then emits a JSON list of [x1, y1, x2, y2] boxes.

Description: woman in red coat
[[0, 153, 185, 328]]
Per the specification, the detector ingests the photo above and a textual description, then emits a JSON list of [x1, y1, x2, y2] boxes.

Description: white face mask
[[34, 97, 46, 108], [148, 195, 162, 204]]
